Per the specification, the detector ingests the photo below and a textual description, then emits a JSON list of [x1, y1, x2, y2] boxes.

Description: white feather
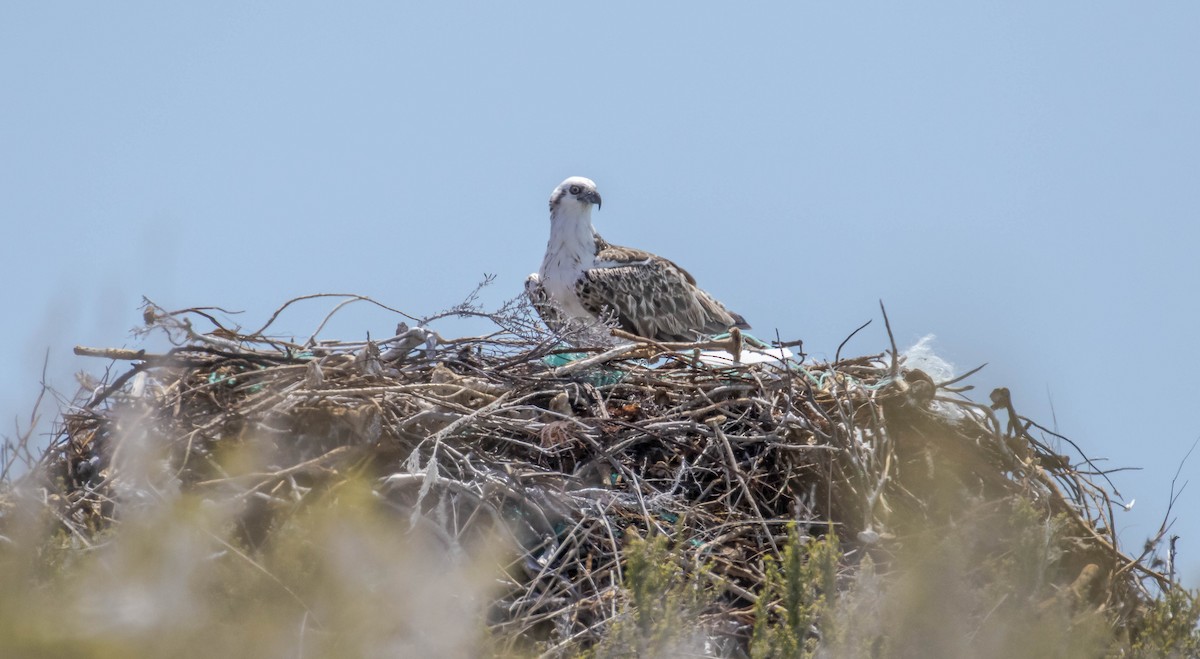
[[539, 178, 599, 321]]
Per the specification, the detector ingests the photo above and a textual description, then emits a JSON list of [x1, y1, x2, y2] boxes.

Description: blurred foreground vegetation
[[2, 476, 1197, 657]]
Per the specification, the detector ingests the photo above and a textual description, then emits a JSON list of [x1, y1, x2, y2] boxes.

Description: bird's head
[[549, 176, 602, 214]]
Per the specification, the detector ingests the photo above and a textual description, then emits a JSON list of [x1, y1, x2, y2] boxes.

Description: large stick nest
[[31, 294, 1168, 653]]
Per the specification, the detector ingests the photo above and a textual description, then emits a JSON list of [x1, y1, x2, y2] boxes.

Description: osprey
[[526, 176, 750, 342]]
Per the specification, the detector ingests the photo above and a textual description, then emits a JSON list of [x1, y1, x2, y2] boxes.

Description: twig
[[879, 300, 900, 379]]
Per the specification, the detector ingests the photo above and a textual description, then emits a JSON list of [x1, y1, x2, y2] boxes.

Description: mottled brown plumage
[[576, 236, 748, 342], [527, 177, 749, 343]]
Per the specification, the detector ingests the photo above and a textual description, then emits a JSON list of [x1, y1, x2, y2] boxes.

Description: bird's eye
[[569, 185, 582, 195]]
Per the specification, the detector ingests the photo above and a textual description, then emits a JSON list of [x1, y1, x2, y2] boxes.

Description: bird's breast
[[540, 251, 595, 320]]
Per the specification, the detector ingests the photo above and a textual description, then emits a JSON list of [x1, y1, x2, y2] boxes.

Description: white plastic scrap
[[381, 322, 436, 362], [693, 345, 794, 367], [902, 334, 956, 383], [901, 334, 974, 420]]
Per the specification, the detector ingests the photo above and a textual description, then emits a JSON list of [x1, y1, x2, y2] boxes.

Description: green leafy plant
[[592, 529, 713, 658], [751, 525, 840, 659], [1132, 585, 1200, 658]]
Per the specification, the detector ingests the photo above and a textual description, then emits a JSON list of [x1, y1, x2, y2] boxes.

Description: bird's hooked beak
[[581, 190, 602, 209]]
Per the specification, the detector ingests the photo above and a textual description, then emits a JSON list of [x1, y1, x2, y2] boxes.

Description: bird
[[526, 176, 750, 342]]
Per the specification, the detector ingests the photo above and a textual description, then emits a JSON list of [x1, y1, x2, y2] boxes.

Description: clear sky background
[[3, 3, 1198, 583]]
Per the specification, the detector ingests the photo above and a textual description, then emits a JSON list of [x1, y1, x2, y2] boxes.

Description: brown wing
[[524, 274, 567, 333], [578, 240, 750, 342]]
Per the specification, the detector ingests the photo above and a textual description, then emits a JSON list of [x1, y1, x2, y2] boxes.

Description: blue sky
[[3, 3, 1198, 583]]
